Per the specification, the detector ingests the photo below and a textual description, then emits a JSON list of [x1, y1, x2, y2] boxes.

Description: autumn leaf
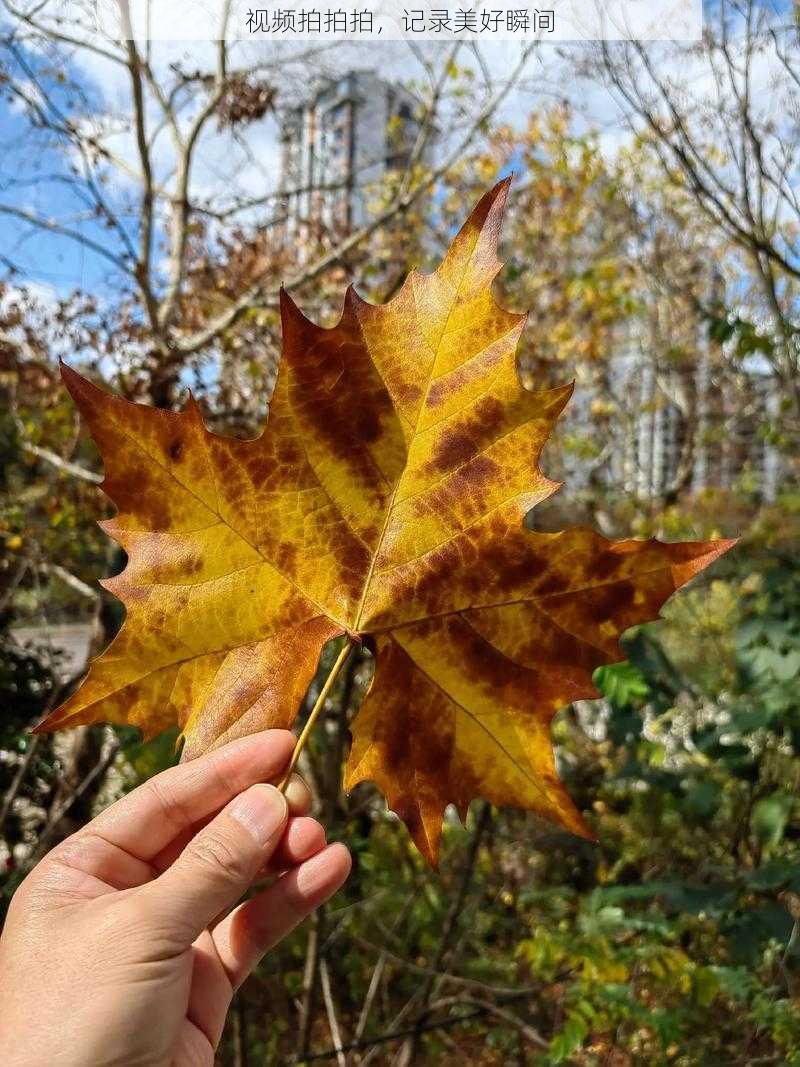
[[38, 180, 735, 865]]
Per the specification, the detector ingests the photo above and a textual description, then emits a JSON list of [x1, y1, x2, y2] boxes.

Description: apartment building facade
[[278, 70, 424, 243]]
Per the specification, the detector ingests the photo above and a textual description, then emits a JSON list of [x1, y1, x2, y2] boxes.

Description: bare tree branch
[[0, 204, 130, 272], [24, 730, 121, 869], [38, 563, 100, 601], [118, 0, 161, 333], [0, 736, 40, 838], [395, 801, 493, 1066], [429, 994, 547, 1049], [158, 0, 233, 331], [319, 959, 347, 1067], [174, 42, 538, 356], [21, 441, 103, 484], [1, 0, 125, 65]]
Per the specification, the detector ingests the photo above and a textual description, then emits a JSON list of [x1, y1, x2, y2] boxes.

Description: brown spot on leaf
[[355, 406, 382, 444], [478, 534, 544, 595], [588, 580, 635, 621], [276, 541, 298, 571], [450, 619, 532, 693], [590, 549, 621, 581], [465, 453, 501, 488], [427, 377, 449, 408], [535, 572, 567, 597], [425, 397, 504, 475], [397, 380, 423, 408]]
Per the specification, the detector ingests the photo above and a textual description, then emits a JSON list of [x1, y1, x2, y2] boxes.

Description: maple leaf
[[39, 181, 735, 865]]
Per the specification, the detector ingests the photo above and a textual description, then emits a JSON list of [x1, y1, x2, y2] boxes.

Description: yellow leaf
[[39, 181, 736, 865]]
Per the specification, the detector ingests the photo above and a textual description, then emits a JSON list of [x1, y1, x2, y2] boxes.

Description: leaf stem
[[279, 637, 356, 793]]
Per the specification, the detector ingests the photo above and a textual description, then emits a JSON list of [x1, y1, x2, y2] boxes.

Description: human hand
[[0, 729, 351, 1066]]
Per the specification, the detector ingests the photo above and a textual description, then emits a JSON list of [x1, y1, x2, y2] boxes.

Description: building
[[278, 71, 426, 244], [598, 321, 784, 505]]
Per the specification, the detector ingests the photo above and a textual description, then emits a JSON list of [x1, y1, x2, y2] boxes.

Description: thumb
[[140, 783, 288, 943]]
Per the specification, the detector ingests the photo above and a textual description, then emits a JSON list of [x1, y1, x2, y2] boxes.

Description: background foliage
[[1, 2, 799, 1062]]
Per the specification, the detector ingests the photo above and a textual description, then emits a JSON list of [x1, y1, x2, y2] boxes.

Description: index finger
[[82, 729, 296, 861]]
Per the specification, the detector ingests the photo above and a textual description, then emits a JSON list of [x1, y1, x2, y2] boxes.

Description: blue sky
[[0, 34, 607, 302], [0, 43, 123, 296]]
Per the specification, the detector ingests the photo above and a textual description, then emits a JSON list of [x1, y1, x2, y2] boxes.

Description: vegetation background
[[1, 1, 799, 1063]]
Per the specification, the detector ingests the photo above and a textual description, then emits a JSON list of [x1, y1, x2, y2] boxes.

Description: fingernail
[[229, 784, 287, 846], [284, 774, 310, 811], [296, 843, 351, 896]]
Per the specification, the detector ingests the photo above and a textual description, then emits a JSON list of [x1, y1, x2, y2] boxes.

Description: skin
[[0, 729, 351, 1066]]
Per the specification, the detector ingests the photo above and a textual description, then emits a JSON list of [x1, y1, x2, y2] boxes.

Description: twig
[[157, 0, 233, 332], [0, 204, 130, 272], [231, 995, 249, 1067], [298, 910, 323, 1059], [398, 802, 493, 1063], [297, 1006, 491, 1062], [351, 890, 421, 1055], [351, 936, 534, 999], [21, 441, 103, 484], [429, 995, 547, 1049], [0, 660, 90, 838], [354, 953, 387, 1050], [24, 731, 121, 868], [320, 959, 347, 1067], [118, 0, 161, 333], [38, 563, 99, 601], [0, 736, 40, 837], [1, 0, 125, 64]]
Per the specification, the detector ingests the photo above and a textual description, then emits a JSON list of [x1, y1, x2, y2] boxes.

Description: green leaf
[[751, 793, 793, 849], [594, 660, 650, 708]]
